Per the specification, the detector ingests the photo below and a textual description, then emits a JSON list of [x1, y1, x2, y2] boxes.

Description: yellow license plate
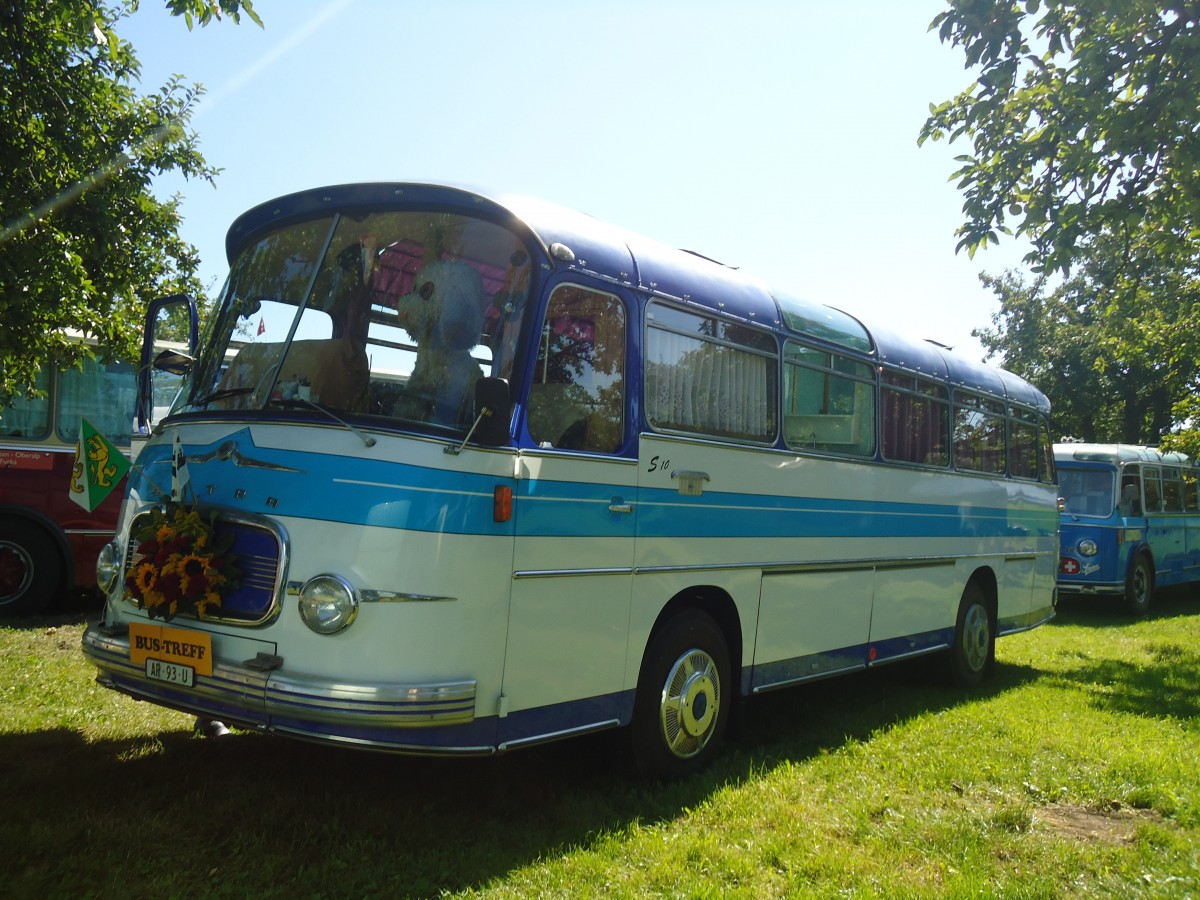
[[129, 621, 213, 677]]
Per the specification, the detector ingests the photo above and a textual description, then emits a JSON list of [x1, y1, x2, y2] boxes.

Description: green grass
[[2, 590, 1198, 898]]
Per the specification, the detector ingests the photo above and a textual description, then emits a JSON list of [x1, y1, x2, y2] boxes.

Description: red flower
[[158, 572, 183, 603], [188, 571, 211, 595]]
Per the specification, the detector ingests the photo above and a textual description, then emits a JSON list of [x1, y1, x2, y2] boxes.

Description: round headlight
[[1078, 539, 1099, 557], [298, 574, 359, 634], [95, 540, 123, 593]]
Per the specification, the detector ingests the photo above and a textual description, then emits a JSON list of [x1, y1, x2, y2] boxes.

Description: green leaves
[[978, 228, 1200, 445], [921, 1, 1200, 279], [0, 0, 257, 398], [927, 1, 1200, 448]]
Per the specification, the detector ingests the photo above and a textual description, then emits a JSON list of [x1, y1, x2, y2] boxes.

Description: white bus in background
[[83, 183, 1058, 777]]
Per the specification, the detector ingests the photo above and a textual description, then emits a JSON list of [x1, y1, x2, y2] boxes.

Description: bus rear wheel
[[631, 610, 731, 780], [1125, 555, 1153, 617], [946, 582, 994, 688], [0, 519, 61, 618]]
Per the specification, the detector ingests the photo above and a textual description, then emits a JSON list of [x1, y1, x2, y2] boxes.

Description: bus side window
[[1143, 466, 1163, 513], [527, 285, 625, 453], [0, 367, 52, 439], [1163, 467, 1185, 511], [1184, 471, 1200, 511], [1120, 472, 1142, 517]]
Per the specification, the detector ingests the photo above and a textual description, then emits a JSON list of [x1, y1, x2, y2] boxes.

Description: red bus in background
[[0, 297, 197, 617], [0, 353, 138, 616]]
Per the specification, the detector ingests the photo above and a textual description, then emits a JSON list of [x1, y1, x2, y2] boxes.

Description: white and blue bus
[[1056, 442, 1200, 615], [83, 183, 1058, 777]]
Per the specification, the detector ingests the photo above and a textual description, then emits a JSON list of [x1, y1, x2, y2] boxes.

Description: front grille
[[125, 507, 286, 626]]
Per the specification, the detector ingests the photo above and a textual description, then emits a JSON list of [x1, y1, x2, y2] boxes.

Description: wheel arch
[[966, 564, 998, 622], [641, 584, 744, 694], [1128, 544, 1156, 584], [0, 504, 74, 593]]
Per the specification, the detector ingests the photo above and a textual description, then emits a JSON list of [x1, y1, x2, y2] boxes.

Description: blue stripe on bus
[[134, 440, 1056, 541]]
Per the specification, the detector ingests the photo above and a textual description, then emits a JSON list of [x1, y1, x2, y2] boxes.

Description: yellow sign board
[[129, 621, 214, 677]]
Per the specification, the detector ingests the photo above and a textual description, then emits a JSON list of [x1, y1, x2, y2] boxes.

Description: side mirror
[[137, 293, 199, 431], [154, 348, 196, 376], [473, 377, 511, 446]]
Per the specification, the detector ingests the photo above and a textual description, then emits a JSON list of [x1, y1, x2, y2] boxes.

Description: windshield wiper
[[193, 387, 256, 406], [268, 397, 377, 447]]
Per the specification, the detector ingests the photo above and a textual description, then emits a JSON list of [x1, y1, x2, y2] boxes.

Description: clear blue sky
[[122, 0, 1032, 359]]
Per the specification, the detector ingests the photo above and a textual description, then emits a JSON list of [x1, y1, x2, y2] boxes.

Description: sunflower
[[132, 562, 157, 595]]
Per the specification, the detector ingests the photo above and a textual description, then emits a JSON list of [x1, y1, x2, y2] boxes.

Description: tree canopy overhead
[[0, 0, 259, 399], [919, 1, 1200, 277]]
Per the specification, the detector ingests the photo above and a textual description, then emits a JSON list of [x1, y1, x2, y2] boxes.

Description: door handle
[[608, 501, 633, 514]]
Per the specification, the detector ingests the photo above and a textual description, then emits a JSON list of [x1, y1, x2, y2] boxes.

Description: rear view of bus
[[1056, 442, 1200, 614], [83, 183, 1059, 777]]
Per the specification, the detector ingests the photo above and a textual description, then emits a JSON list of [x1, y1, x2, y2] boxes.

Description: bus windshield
[[1059, 467, 1116, 517], [175, 210, 533, 432]]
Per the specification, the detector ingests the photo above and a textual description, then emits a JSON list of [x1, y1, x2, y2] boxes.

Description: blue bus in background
[[1056, 442, 1200, 614]]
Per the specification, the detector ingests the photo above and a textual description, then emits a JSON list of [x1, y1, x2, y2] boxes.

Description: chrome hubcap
[[962, 603, 990, 672], [660, 648, 721, 759]]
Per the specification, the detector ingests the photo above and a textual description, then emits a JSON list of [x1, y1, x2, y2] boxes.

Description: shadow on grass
[[1053, 584, 1200, 627], [0, 651, 1044, 898]]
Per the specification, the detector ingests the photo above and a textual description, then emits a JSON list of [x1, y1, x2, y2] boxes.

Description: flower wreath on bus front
[[124, 500, 240, 621]]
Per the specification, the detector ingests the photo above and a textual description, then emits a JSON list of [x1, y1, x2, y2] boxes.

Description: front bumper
[[1056, 579, 1124, 597], [82, 621, 492, 754]]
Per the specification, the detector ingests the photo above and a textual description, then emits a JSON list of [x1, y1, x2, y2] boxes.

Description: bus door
[[1140, 466, 1178, 577], [500, 284, 635, 743], [1184, 469, 1200, 580], [1155, 466, 1188, 583]]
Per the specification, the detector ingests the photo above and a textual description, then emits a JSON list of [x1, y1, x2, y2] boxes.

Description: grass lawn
[[1, 589, 1197, 898]]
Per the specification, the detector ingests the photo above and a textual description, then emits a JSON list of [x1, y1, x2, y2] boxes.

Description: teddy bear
[[392, 259, 489, 424]]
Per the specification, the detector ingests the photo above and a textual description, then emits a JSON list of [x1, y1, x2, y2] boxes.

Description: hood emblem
[[189, 440, 304, 473]]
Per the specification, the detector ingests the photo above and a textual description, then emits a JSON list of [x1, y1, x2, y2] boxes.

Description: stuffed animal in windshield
[[393, 259, 488, 423]]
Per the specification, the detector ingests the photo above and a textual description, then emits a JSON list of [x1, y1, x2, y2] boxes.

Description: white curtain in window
[[647, 330, 770, 439]]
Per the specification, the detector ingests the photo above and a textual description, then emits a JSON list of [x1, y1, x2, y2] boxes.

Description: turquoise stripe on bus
[[133, 440, 1056, 540]]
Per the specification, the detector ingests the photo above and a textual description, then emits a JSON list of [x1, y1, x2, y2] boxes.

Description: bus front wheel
[[946, 582, 995, 688], [631, 610, 731, 780], [1125, 555, 1153, 617], [0, 519, 61, 618]]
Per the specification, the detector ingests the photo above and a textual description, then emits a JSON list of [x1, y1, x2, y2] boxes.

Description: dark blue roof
[[226, 182, 1050, 415]]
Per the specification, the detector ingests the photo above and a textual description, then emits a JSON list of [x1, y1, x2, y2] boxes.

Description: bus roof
[[1053, 442, 1195, 467], [226, 181, 1050, 415]]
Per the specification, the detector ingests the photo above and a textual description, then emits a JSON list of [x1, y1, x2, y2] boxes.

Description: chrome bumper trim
[[82, 623, 477, 731]]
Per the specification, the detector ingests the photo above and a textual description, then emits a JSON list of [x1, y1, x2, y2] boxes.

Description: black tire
[[1125, 554, 1153, 617], [631, 610, 731, 780], [0, 518, 62, 617], [946, 582, 995, 688]]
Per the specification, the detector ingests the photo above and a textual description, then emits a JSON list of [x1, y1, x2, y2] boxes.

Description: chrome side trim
[[361, 589, 457, 603], [512, 552, 1041, 580], [998, 607, 1057, 637], [513, 566, 634, 579], [866, 643, 950, 666], [751, 662, 867, 693], [640, 554, 963, 577], [497, 718, 622, 751]]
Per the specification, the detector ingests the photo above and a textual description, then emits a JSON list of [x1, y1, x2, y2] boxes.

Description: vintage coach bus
[[1056, 442, 1200, 615], [83, 183, 1058, 777]]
